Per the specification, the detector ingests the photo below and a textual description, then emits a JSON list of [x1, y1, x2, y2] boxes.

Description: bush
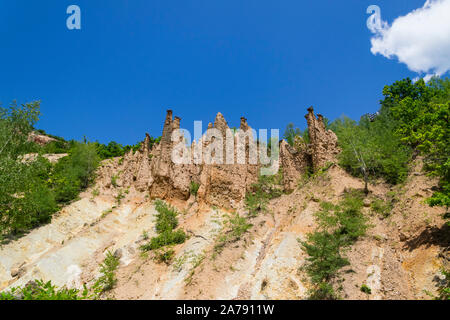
[[190, 181, 200, 197], [245, 171, 284, 217], [154, 248, 175, 265], [0, 280, 92, 300], [299, 190, 369, 299], [140, 200, 187, 253], [94, 250, 120, 292], [51, 142, 99, 204], [370, 198, 393, 218], [213, 212, 252, 257], [360, 284, 372, 294], [380, 77, 449, 209]]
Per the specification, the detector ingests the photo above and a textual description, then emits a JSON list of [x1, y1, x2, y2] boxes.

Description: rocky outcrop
[[98, 107, 340, 208], [280, 137, 310, 191], [28, 132, 57, 146], [280, 107, 340, 191], [305, 107, 340, 171]]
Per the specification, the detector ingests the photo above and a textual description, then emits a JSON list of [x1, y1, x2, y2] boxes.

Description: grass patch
[[115, 190, 125, 206], [370, 198, 393, 218], [213, 212, 252, 258]]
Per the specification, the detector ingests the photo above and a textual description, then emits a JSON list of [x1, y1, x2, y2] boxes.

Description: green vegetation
[[0, 101, 99, 239], [299, 190, 369, 299], [154, 248, 176, 265], [213, 212, 252, 258], [111, 174, 119, 187], [370, 198, 393, 218], [283, 123, 309, 146], [245, 170, 283, 217], [330, 113, 411, 192], [297, 162, 332, 189], [360, 284, 372, 294], [50, 142, 100, 204], [424, 268, 449, 300], [93, 137, 160, 160], [329, 77, 449, 213], [140, 200, 187, 253], [381, 78, 449, 210], [0, 279, 92, 300], [0, 251, 121, 300], [94, 250, 120, 292], [189, 181, 200, 197], [115, 190, 125, 206]]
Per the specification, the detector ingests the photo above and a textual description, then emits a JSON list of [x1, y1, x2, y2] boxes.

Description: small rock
[[10, 262, 26, 278], [363, 199, 371, 207], [113, 248, 123, 259], [399, 233, 408, 241]]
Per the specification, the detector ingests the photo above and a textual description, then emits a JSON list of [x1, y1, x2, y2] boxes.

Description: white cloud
[[369, 0, 450, 81]]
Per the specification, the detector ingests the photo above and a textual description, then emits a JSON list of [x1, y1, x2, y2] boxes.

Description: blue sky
[[0, 0, 428, 145]]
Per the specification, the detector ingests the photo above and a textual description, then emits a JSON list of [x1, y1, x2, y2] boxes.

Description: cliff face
[[280, 107, 340, 191], [2, 110, 447, 301], [97, 107, 339, 209]]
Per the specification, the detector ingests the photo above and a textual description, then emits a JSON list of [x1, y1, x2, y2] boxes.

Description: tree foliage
[[300, 191, 368, 299], [381, 77, 449, 209], [0, 101, 100, 238]]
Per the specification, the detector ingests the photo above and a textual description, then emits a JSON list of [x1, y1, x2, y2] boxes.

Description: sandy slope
[[0, 160, 447, 299]]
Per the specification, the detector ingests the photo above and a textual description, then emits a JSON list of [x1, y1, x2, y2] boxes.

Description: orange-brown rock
[[96, 107, 340, 209], [305, 107, 340, 171]]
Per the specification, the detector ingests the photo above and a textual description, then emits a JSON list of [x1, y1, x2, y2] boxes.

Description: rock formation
[[28, 132, 57, 146], [98, 107, 340, 208], [280, 107, 340, 191], [304, 107, 340, 171]]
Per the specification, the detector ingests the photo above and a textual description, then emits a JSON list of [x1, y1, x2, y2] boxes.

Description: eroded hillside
[[0, 108, 447, 300]]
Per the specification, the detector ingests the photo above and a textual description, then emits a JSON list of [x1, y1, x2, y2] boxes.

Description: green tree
[[381, 77, 449, 209]]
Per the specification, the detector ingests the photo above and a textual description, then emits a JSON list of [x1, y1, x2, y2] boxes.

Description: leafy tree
[[51, 142, 100, 203], [0, 101, 59, 236], [330, 110, 411, 193], [381, 77, 449, 209]]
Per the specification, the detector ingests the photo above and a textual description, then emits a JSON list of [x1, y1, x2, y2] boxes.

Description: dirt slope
[[0, 158, 447, 300]]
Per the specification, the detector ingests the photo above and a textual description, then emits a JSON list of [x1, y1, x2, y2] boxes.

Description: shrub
[[245, 171, 283, 217], [154, 248, 175, 265], [370, 198, 392, 218], [0, 280, 92, 300], [189, 181, 200, 197], [213, 212, 252, 257], [330, 114, 411, 192], [140, 200, 187, 253], [51, 142, 99, 204], [111, 175, 118, 188], [115, 190, 125, 206], [94, 250, 120, 292], [361, 284, 372, 294], [299, 190, 369, 299]]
